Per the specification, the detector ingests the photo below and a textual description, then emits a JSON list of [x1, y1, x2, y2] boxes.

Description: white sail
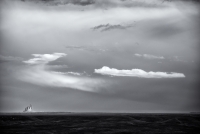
[[23, 104, 32, 112]]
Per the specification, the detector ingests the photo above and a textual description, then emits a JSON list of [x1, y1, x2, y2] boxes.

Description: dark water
[[0, 113, 200, 134]]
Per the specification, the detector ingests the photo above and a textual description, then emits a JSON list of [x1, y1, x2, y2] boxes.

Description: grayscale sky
[[0, 0, 199, 113]]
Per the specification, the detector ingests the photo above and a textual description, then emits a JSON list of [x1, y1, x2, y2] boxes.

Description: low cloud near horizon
[[95, 66, 185, 78]]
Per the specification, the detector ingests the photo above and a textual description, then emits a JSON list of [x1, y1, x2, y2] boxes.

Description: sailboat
[[23, 104, 32, 112]]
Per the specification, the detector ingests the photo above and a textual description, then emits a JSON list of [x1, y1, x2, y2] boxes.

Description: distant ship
[[23, 104, 32, 112]]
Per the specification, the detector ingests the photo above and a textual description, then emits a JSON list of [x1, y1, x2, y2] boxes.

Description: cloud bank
[[19, 53, 105, 92], [135, 54, 165, 59], [94, 66, 185, 78]]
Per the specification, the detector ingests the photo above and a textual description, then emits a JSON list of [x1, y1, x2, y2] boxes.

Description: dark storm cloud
[[91, 23, 134, 32]]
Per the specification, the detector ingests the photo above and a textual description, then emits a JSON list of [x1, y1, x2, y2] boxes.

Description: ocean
[[0, 113, 200, 134]]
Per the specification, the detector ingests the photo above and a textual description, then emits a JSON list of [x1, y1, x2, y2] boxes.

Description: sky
[[0, 0, 199, 113]]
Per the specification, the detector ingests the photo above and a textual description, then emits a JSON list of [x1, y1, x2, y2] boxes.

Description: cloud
[[65, 45, 85, 49], [20, 0, 167, 8], [67, 72, 81, 76], [135, 54, 165, 59], [0, 55, 23, 62], [92, 23, 134, 32], [64, 0, 95, 6], [94, 66, 185, 78], [65, 45, 108, 53], [47, 65, 68, 68], [65, 45, 95, 51], [21, 0, 95, 6], [23, 53, 67, 64], [19, 53, 105, 92], [54, 71, 81, 76], [67, 71, 91, 76], [18, 66, 103, 92], [53, 71, 91, 76]]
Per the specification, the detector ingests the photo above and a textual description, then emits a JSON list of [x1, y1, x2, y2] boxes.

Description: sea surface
[[0, 113, 200, 134]]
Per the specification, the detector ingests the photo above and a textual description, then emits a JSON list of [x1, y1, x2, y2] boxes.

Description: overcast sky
[[0, 0, 199, 113]]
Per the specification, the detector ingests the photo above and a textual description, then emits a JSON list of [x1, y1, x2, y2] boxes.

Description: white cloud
[[135, 53, 165, 59], [54, 71, 91, 76], [94, 66, 185, 78], [18, 65, 103, 92], [20, 53, 105, 92], [67, 72, 81, 76], [134, 53, 142, 57], [23, 53, 66, 64]]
